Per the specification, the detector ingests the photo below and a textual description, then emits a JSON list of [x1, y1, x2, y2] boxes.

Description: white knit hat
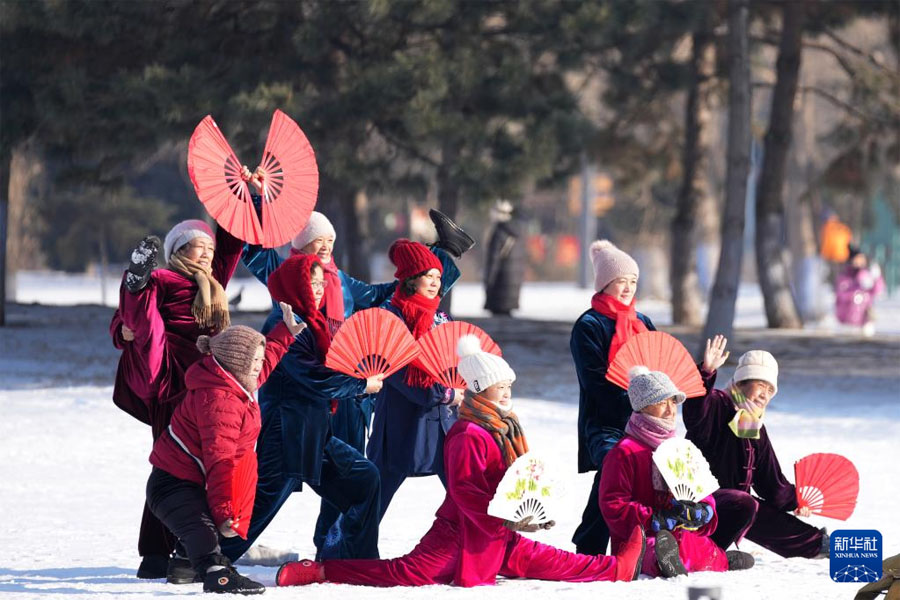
[[291, 211, 337, 251], [627, 366, 685, 412], [733, 350, 778, 395], [456, 334, 516, 394], [164, 219, 214, 264], [590, 240, 639, 292]]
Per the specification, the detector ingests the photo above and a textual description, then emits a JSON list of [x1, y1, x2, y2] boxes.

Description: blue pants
[[376, 463, 447, 522], [221, 432, 380, 562]]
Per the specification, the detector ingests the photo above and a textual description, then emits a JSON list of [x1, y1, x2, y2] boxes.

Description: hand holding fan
[[325, 308, 419, 379], [606, 331, 706, 398], [794, 453, 859, 520], [415, 321, 502, 389], [488, 452, 560, 526], [652, 438, 720, 502], [230, 450, 258, 539], [187, 109, 318, 248]]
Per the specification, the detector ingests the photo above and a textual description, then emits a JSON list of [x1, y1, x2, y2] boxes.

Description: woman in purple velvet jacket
[[684, 337, 829, 559]]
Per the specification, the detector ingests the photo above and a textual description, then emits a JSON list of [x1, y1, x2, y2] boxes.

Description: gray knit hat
[[197, 325, 266, 393], [627, 366, 686, 412]]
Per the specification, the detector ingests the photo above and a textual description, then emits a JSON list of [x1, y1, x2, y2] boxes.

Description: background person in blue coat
[[220, 254, 385, 563], [367, 239, 465, 520], [570, 240, 655, 556]]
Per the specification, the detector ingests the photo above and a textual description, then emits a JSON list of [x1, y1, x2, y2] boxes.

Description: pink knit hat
[[590, 240, 639, 292], [389, 239, 443, 281]]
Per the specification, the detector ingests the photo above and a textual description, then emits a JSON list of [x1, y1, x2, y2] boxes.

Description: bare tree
[[754, 0, 805, 328], [671, 24, 715, 326], [702, 0, 752, 345]]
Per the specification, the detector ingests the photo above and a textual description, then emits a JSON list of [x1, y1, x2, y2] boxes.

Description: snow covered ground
[[2, 272, 899, 599]]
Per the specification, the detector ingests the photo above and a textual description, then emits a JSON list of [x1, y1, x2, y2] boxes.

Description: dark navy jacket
[[258, 307, 366, 486], [571, 308, 655, 473], [366, 303, 457, 476]]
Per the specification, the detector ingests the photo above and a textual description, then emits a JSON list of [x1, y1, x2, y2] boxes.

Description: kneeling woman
[[277, 336, 647, 587], [599, 367, 753, 577]]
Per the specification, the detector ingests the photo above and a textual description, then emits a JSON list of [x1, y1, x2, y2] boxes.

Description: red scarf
[[391, 289, 441, 388], [268, 254, 332, 362], [291, 248, 344, 332], [590, 292, 648, 363]]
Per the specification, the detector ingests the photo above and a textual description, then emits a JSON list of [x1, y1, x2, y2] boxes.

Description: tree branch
[[752, 81, 890, 124]]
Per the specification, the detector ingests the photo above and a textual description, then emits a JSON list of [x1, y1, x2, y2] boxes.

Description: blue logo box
[[830, 529, 882, 583]]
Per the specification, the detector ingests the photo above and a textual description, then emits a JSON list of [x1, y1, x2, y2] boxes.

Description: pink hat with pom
[[590, 240, 639, 292]]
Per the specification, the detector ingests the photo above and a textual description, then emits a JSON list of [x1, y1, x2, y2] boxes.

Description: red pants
[[324, 518, 618, 587]]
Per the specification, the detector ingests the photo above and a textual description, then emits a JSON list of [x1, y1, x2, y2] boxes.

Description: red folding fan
[[187, 110, 318, 248], [415, 321, 502, 389], [230, 450, 258, 539], [325, 308, 419, 379], [605, 331, 706, 398], [794, 453, 859, 520]]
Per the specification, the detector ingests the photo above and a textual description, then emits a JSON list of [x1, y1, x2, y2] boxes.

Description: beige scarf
[[168, 253, 230, 332]]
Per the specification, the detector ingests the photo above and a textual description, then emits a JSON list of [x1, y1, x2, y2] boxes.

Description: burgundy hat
[[388, 238, 443, 281]]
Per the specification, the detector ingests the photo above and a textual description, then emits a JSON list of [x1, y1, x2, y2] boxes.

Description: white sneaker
[[862, 322, 875, 337]]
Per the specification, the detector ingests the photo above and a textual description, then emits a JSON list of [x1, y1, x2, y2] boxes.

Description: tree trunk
[[702, 0, 752, 346], [0, 145, 9, 326], [340, 189, 371, 281], [437, 140, 462, 313], [671, 27, 714, 326], [754, 0, 804, 328]]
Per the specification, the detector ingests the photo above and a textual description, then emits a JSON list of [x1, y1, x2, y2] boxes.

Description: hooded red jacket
[[149, 321, 294, 527]]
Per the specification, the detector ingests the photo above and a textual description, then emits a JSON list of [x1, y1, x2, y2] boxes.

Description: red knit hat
[[389, 238, 443, 281]]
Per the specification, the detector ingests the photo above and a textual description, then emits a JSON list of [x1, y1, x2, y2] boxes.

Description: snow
[[2, 271, 899, 599]]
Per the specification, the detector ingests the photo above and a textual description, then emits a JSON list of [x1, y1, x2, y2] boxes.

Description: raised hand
[[702, 334, 730, 372], [279, 302, 308, 337]]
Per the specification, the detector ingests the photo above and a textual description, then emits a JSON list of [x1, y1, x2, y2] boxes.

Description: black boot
[[726, 550, 755, 571], [655, 530, 687, 577], [203, 567, 265, 595], [429, 209, 475, 258], [167, 554, 202, 584], [125, 235, 161, 293], [136, 554, 169, 579]]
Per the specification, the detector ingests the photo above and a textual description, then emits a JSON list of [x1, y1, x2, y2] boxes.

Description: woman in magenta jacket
[[146, 303, 304, 594], [276, 336, 647, 588]]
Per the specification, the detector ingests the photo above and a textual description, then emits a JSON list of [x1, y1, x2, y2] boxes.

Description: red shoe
[[276, 559, 325, 586], [614, 525, 647, 581]]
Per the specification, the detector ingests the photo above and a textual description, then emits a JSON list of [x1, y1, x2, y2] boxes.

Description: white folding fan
[[488, 452, 560, 525], [652, 438, 720, 502]]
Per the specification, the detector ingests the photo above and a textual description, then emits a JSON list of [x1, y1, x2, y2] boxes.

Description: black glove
[[678, 500, 714, 531], [651, 500, 683, 532]]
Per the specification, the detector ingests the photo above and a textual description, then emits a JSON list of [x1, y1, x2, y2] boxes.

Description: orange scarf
[[458, 391, 528, 467], [591, 292, 648, 362]]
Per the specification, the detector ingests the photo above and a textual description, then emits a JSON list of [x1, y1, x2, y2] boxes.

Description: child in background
[[835, 246, 885, 337], [145, 304, 305, 595]]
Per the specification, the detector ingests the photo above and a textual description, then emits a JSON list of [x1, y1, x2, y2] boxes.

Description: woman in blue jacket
[[220, 254, 385, 563], [367, 239, 465, 520], [240, 211, 464, 547], [571, 240, 655, 556]]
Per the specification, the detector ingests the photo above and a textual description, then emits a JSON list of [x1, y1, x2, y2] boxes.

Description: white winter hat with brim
[[732, 350, 778, 395], [291, 212, 337, 252], [164, 219, 214, 264]]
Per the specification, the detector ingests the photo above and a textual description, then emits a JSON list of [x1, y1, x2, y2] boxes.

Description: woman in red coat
[[276, 336, 647, 588], [146, 303, 305, 595], [599, 367, 754, 577]]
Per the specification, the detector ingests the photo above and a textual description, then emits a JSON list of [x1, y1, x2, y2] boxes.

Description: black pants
[[146, 468, 230, 572], [376, 463, 448, 522], [572, 470, 610, 555]]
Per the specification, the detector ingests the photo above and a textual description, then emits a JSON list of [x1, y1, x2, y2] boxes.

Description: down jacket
[[148, 321, 294, 527]]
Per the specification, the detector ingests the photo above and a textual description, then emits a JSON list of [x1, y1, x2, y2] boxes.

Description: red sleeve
[[195, 390, 244, 527], [212, 226, 244, 287], [598, 444, 653, 539], [255, 321, 294, 388], [445, 430, 508, 538]]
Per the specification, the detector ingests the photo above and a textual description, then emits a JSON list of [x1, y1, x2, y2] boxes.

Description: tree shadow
[[0, 566, 185, 595]]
